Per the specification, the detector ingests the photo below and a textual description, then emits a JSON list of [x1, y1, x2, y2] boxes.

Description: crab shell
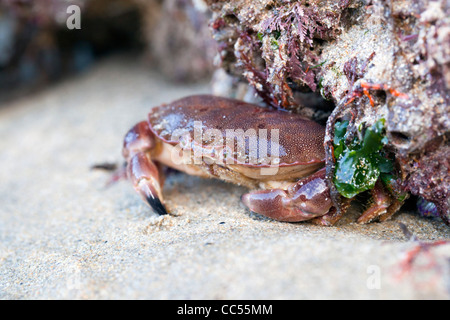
[[146, 95, 326, 187]]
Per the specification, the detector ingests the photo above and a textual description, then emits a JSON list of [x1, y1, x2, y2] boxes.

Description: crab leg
[[241, 169, 332, 222], [357, 180, 390, 224], [123, 121, 168, 215]]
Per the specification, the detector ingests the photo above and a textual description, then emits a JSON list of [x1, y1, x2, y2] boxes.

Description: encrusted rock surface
[[205, 0, 449, 223]]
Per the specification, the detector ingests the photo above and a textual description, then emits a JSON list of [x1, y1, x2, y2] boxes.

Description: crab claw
[[241, 169, 332, 222], [123, 121, 168, 216], [128, 152, 168, 215]]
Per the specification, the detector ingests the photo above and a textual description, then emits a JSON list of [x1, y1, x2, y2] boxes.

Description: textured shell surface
[[148, 95, 326, 167]]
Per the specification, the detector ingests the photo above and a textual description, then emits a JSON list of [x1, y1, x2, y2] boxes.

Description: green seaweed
[[311, 60, 327, 69], [333, 119, 394, 198], [257, 32, 264, 42], [271, 38, 280, 50]]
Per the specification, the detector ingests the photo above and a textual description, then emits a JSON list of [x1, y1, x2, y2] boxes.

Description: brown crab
[[122, 95, 390, 224]]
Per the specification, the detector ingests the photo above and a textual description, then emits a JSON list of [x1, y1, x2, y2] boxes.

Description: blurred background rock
[[0, 0, 217, 103]]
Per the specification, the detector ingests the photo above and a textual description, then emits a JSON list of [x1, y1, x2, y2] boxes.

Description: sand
[[0, 57, 449, 300]]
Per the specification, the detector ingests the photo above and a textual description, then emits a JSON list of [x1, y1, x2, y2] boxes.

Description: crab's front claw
[[123, 121, 168, 216], [128, 153, 168, 215], [241, 169, 332, 222], [241, 189, 302, 222]]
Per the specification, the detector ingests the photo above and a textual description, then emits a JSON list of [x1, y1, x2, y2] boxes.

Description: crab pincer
[[123, 121, 168, 215], [241, 168, 332, 222]]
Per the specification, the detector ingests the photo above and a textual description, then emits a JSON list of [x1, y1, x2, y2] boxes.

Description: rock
[[205, 0, 449, 224]]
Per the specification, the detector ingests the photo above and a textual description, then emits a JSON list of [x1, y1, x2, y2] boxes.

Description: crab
[[122, 95, 395, 224]]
